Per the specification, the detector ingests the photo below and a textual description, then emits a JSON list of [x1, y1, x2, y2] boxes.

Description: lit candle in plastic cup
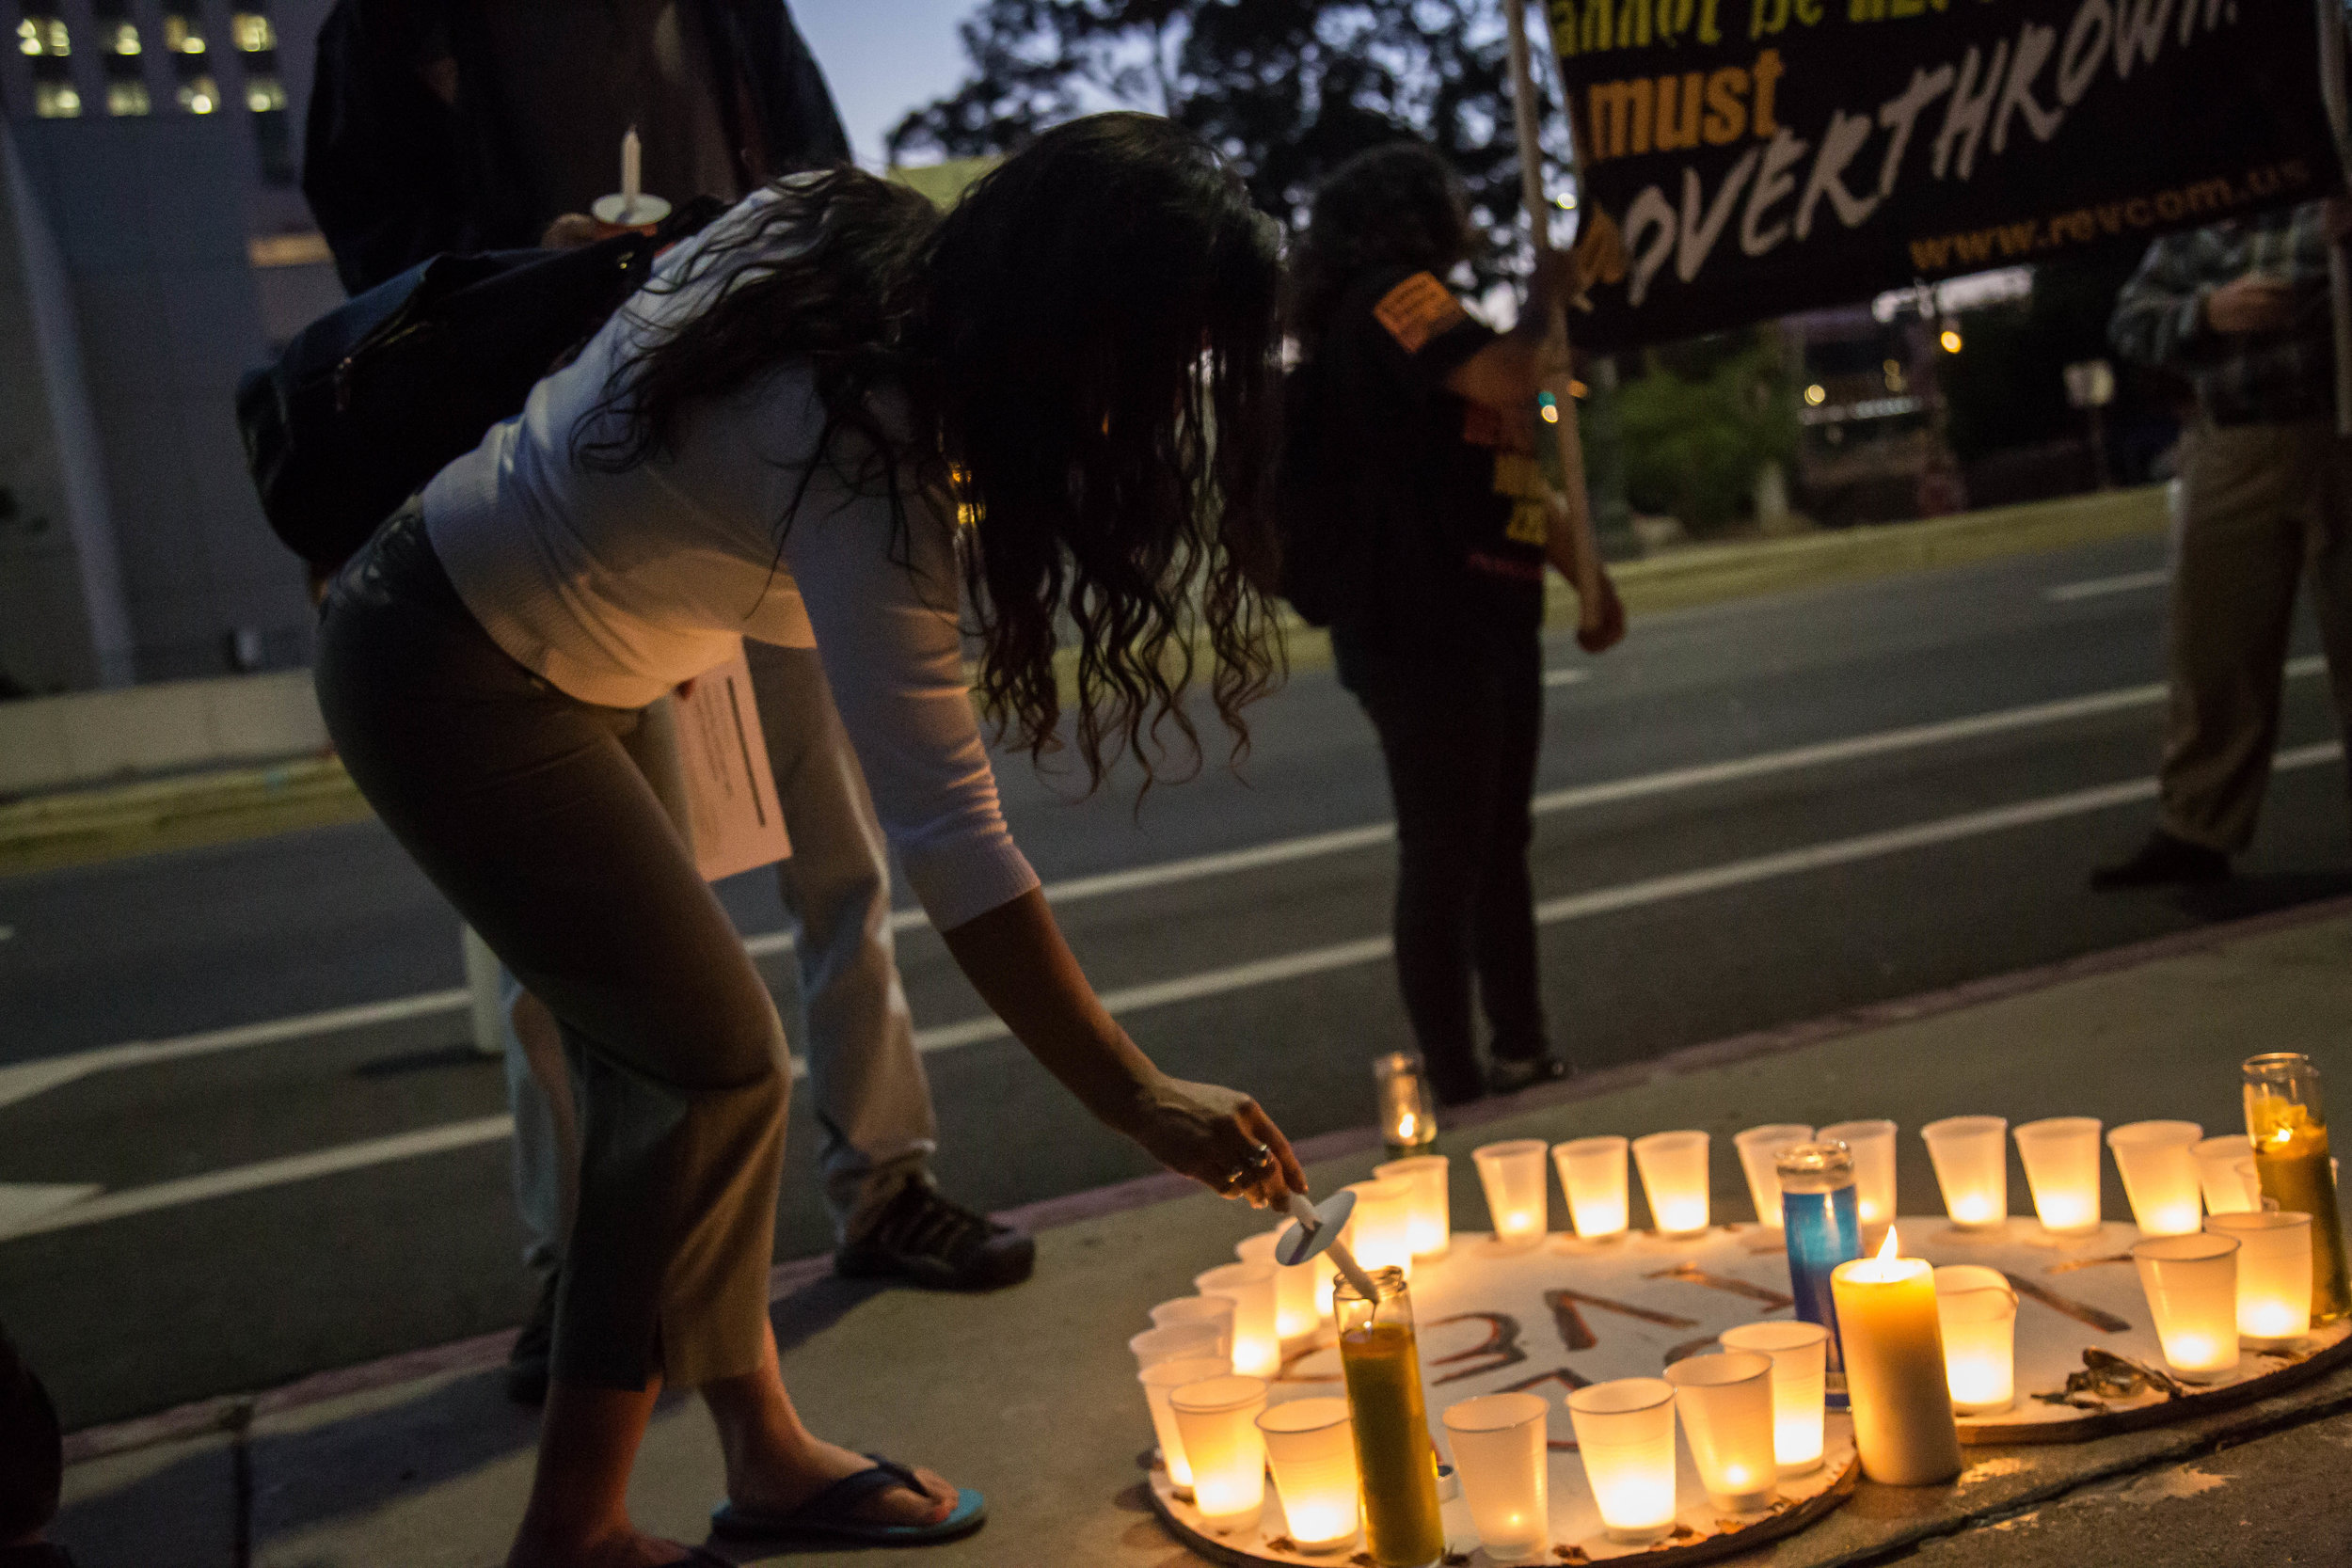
[[2014, 1117, 2105, 1237], [1931, 1264, 2018, 1416], [1664, 1352, 1779, 1513], [1733, 1124, 1813, 1229], [1819, 1120, 1898, 1237], [1257, 1397, 1359, 1554], [1235, 1230, 1318, 1345], [2132, 1232, 2241, 1383], [1343, 1178, 1417, 1280], [1151, 1295, 1235, 1366], [1138, 1355, 1232, 1494], [1169, 1374, 1270, 1532], [1473, 1139, 1551, 1249], [1131, 1323, 1223, 1371], [2233, 1157, 2265, 1212], [1375, 1051, 1438, 1155], [2205, 1211, 2313, 1348], [1552, 1135, 1630, 1241], [1921, 1116, 2009, 1232], [2194, 1134, 2257, 1215], [1195, 1261, 1281, 1379], [2107, 1120, 2206, 1237], [1374, 1154, 1452, 1260], [1441, 1391, 1552, 1560], [1720, 1320, 1829, 1475], [1633, 1131, 1711, 1238], [1566, 1378, 1678, 1544]]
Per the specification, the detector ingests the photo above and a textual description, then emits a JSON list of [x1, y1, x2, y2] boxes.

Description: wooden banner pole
[[1502, 0, 1608, 637], [2319, 0, 2352, 436]]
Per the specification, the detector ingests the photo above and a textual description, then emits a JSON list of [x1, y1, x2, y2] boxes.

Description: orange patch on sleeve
[[1373, 272, 1470, 355]]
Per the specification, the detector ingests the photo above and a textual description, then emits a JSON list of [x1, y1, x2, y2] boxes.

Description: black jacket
[[303, 0, 850, 294]]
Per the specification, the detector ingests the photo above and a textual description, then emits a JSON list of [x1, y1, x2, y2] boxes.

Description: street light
[[1938, 327, 1963, 354]]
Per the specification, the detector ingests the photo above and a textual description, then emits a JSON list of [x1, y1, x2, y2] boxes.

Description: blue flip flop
[[710, 1455, 986, 1547]]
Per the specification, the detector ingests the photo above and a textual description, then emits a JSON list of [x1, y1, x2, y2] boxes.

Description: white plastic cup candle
[[1139, 1355, 1232, 1492], [1733, 1124, 1813, 1228], [1565, 1378, 1678, 1544], [1235, 1231, 1319, 1345], [2204, 1211, 2312, 1347], [1553, 1135, 1630, 1241], [1921, 1116, 2009, 1231], [2132, 1232, 2241, 1382], [1441, 1391, 1551, 1560], [2107, 1120, 2206, 1237], [1131, 1323, 1223, 1370], [1830, 1227, 1963, 1485], [1819, 1120, 1899, 1235], [1663, 1352, 1778, 1513], [1719, 1320, 1829, 1475], [1473, 1139, 1551, 1249], [1256, 1397, 1359, 1553], [1374, 1155, 1452, 1260], [1151, 1295, 1235, 1365], [1168, 1374, 1270, 1532], [2233, 1157, 2265, 1212], [1194, 1262, 1281, 1379], [1931, 1264, 2018, 1415], [1632, 1130, 1711, 1237], [2014, 1117, 2105, 1236], [2194, 1134, 2257, 1214], [1343, 1178, 1416, 1279]]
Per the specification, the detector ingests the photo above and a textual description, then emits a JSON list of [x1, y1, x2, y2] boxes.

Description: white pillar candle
[[1931, 1265, 2018, 1416], [1131, 1323, 1223, 1370], [1719, 1320, 1829, 1475], [2014, 1117, 2104, 1236], [1829, 1227, 1962, 1485], [2194, 1133, 2257, 1214], [2132, 1232, 2241, 1382], [1169, 1374, 1270, 1532], [1472, 1139, 1550, 1249], [1565, 1378, 1678, 1544], [2107, 1120, 2206, 1237], [1921, 1116, 2009, 1231], [1733, 1124, 1813, 1229], [1819, 1119, 1899, 1237], [1441, 1392, 1551, 1560], [1375, 1154, 1452, 1259], [1257, 1397, 1359, 1552], [1553, 1134, 1630, 1241], [620, 124, 641, 206], [1151, 1295, 1235, 1366], [1236, 1231, 1319, 1345], [1631, 1130, 1711, 1238], [1195, 1261, 1281, 1379], [2204, 1212, 2312, 1348], [1663, 1352, 1778, 1513], [1139, 1355, 1233, 1492], [1343, 1178, 1417, 1279]]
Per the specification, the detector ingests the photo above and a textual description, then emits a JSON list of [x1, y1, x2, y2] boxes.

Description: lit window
[[18, 15, 71, 56], [246, 75, 286, 113], [107, 78, 151, 116], [163, 14, 206, 54], [34, 80, 82, 117], [231, 12, 277, 52], [177, 75, 219, 114], [109, 22, 141, 55]]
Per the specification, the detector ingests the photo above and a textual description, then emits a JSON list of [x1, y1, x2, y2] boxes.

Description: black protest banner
[[1547, 0, 2344, 348]]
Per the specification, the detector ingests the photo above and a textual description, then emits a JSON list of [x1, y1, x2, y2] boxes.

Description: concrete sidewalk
[[52, 895, 2350, 1568]]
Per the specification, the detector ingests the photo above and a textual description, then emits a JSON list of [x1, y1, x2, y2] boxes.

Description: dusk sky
[[794, 0, 993, 166]]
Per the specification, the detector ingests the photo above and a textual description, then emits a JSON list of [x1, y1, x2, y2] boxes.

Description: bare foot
[[731, 1438, 957, 1529], [506, 1527, 705, 1568]]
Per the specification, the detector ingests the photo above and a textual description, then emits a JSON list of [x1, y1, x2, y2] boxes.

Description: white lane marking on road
[[0, 925, 15, 942], [4, 658, 2329, 1112], [1544, 667, 1591, 687], [2044, 569, 2169, 602], [0, 1182, 101, 1233], [7, 744, 2338, 1241]]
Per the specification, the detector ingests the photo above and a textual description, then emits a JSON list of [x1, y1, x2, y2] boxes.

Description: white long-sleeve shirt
[[423, 193, 1038, 930]]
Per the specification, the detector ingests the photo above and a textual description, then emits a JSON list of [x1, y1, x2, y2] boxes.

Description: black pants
[[1334, 619, 1549, 1104]]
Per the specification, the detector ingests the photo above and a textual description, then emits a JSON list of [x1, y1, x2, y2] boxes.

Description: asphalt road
[[4, 532, 2348, 1429]]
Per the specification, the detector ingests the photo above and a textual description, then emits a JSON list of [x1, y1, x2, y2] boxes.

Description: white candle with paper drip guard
[[2204, 1211, 2313, 1348], [1920, 1116, 2009, 1232], [2194, 1133, 2258, 1214], [1236, 1230, 1319, 1344], [1931, 1264, 2018, 1416], [2107, 1120, 2206, 1237], [592, 124, 672, 229], [1632, 1130, 1711, 1238], [1819, 1120, 1898, 1240], [1829, 1227, 1962, 1485], [1278, 1189, 1381, 1314], [2014, 1117, 2104, 1237], [1733, 1124, 1813, 1229], [1374, 1154, 1451, 1260]]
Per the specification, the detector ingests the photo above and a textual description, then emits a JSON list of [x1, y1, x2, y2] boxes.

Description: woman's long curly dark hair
[[1288, 140, 1474, 360], [579, 112, 1285, 792]]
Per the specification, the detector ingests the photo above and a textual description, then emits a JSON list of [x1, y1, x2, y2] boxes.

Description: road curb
[[60, 887, 2346, 1467]]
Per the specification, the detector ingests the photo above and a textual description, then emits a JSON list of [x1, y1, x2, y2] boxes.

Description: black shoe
[[1487, 1053, 1572, 1096], [835, 1179, 1036, 1291], [504, 1271, 557, 1407], [2090, 830, 2231, 891]]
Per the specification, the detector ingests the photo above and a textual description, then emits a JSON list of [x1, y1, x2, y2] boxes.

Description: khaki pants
[[2159, 420, 2352, 852]]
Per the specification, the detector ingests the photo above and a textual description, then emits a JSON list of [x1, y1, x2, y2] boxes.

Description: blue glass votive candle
[[1778, 1141, 1863, 1408]]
